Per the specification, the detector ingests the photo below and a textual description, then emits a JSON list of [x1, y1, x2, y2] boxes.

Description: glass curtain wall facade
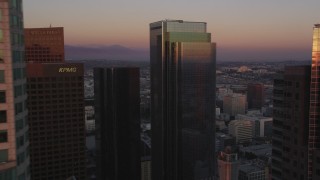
[[308, 24, 320, 179], [150, 20, 216, 180], [272, 66, 310, 180], [0, 0, 30, 179]]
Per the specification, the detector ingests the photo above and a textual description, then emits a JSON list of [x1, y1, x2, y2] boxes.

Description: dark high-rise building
[[0, 0, 30, 179], [26, 63, 86, 179], [150, 20, 216, 180], [247, 83, 265, 110], [25, 27, 64, 63], [308, 24, 320, 179], [25, 27, 86, 179], [272, 66, 310, 180], [94, 67, 141, 180]]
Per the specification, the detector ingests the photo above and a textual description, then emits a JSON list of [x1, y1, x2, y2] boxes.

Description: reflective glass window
[[0, 111, 6, 123], [0, 50, 4, 63], [0, 149, 8, 162], [0, 70, 5, 83], [0, 91, 5, 103], [0, 130, 8, 142]]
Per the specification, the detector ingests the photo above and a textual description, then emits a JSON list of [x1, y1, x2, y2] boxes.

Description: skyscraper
[[218, 150, 239, 180], [223, 93, 246, 116], [26, 63, 86, 179], [150, 20, 216, 180], [247, 83, 265, 110], [228, 120, 253, 144], [272, 66, 310, 180], [0, 0, 30, 179], [24, 27, 86, 179], [308, 24, 320, 180], [24, 27, 64, 63], [94, 67, 141, 180]]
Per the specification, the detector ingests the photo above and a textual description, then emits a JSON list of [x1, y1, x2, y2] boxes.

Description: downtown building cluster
[[0, 2, 218, 179], [0, 0, 86, 179], [2, 1, 320, 180]]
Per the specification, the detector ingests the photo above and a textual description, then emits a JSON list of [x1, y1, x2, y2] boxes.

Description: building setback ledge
[[0, 161, 17, 172]]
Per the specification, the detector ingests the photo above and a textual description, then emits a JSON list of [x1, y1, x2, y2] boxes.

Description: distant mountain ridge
[[65, 45, 149, 61], [65, 44, 310, 62]]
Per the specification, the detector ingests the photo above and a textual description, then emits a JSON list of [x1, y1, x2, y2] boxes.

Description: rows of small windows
[[26, 46, 50, 51], [28, 101, 83, 108], [31, 147, 85, 157], [29, 76, 83, 82], [30, 146, 85, 155], [29, 127, 84, 136], [28, 82, 83, 87], [29, 127, 84, 135], [28, 102, 83, 109], [32, 169, 85, 180], [28, 94, 84, 101], [26, 57, 63, 62], [30, 131, 85, 139], [29, 111, 84, 116], [27, 89, 83, 95], [29, 138, 85, 147]]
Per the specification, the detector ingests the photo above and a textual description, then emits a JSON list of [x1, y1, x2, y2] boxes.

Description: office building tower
[[247, 83, 265, 110], [272, 66, 310, 180], [150, 20, 216, 180], [308, 24, 320, 179], [141, 156, 152, 180], [94, 67, 141, 180], [312, 149, 320, 179], [85, 105, 95, 133], [238, 163, 268, 180], [236, 114, 272, 138], [26, 63, 86, 179], [223, 93, 246, 116], [24, 27, 64, 63], [228, 120, 253, 144], [24, 26, 86, 179], [218, 150, 239, 180], [0, 0, 30, 179]]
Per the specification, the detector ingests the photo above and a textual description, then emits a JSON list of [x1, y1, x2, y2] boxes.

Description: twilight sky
[[24, 0, 320, 61]]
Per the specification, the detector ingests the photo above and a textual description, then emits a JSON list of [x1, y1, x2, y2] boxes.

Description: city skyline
[[25, 0, 320, 61]]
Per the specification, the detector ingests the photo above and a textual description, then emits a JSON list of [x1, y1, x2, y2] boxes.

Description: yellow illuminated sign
[[58, 67, 77, 73]]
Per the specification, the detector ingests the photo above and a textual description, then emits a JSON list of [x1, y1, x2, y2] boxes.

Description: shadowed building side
[[26, 63, 86, 179], [0, 0, 30, 179], [150, 20, 216, 180], [94, 67, 141, 180]]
